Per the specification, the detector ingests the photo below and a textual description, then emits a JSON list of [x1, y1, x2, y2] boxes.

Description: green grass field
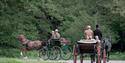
[[0, 48, 125, 63], [110, 52, 125, 60], [0, 52, 125, 63], [0, 58, 66, 63]]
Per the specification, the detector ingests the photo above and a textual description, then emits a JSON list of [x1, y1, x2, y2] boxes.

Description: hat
[[55, 29, 58, 32], [87, 25, 91, 29], [51, 31, 54, 33]]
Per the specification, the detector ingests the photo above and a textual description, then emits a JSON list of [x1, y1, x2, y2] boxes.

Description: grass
[[0, 58, 66, 63], [0, 52, 125, 63], [0, 47, 125, 63], [110, 52, 125, 60], [0, 58, 21, 63]]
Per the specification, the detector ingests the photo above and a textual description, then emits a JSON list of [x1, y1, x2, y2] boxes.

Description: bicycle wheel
[[61, 45, 72, 60], [39, 47, 48, 60]]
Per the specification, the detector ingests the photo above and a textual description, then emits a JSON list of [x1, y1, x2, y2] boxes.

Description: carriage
[[73, 39, 107, 63], [18, 34, 108, 62], [39, 38, 72, 60]]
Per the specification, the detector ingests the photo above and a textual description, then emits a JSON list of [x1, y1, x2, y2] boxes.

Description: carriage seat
[[77, 39, 97, 53], [77, 39, 97, 43]]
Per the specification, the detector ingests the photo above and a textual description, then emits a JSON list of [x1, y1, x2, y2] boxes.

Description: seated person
[[84, 25, 94, 40], [50, 29, 61, 46], [54, 29, 61, 39], [51, 29, 60, 40]]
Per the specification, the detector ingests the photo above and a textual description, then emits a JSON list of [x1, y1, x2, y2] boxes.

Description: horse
[[90, 37, 112, 63], [18, 34, 46, 59], [102, 37, 112, 61]]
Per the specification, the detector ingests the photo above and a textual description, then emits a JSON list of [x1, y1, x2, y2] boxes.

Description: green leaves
[[0, 0, 125, 48]]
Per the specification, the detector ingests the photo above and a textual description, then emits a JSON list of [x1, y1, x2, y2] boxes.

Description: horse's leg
[[107, 47, 111, 62], [21, 48, 28, 59], [20, 48, 25, 57], [107, 51, 109, 62]]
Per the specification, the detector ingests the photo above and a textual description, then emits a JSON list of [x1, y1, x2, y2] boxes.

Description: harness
[[22, 40, 30, 48]]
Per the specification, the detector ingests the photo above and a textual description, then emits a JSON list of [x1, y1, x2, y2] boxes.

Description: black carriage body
[[50, 39, 61, 47], [77, 43, 96, 54]]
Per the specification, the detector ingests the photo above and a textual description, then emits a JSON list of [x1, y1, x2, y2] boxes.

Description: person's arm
[[58, 33, 61, 38], [92, 31, 94, 39], [99, 30, 102, 38], [93, 30, 96, 39], [56, 33, 61, 39], [84, 30, 86, 39]]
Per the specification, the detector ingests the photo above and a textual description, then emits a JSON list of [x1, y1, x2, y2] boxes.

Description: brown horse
[[18, 34, 45, 58]]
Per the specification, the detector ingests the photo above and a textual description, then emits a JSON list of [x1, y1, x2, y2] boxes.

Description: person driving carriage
[[49, 29, 61, 40], [94, 25, 102, 41], [50, 29, 61, 46]]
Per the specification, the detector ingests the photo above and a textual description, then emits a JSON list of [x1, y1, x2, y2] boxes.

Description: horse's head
[[18, 34, 27, 44], [103, 37, 110, 43]]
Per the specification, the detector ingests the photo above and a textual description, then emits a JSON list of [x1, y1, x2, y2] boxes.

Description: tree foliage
[[0, 0, 125, 48]]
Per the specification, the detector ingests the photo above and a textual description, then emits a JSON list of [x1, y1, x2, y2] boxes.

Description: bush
[[0, 48, 20, 57]]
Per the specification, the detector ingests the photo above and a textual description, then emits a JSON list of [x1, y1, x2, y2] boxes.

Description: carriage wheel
[[96, 46, 101, 63], [61, 45, 72, 60], [48, 47, 57, 60], [103, 49, 106, 63], [73, 45, 77, 63], [39, 47, 48, 60], [49, 46, 61, 60]]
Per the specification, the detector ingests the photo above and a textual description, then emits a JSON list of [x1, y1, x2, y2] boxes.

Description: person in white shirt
[[84, 25, 94, 40]]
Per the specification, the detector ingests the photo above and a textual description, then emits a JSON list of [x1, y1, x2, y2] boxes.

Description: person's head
[[51, 31, 54, 34], [55, 29, 59, 32], [86, 25, 91, 29], [96, 25, 99, 29]]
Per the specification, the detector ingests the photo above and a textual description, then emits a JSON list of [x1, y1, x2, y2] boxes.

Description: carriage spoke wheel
[[39, 48, 48, 60], [61, 45, 72, 60], [49, 46, 61, 60], [103, 49, 106, 63], [48, 47, 57, 60]]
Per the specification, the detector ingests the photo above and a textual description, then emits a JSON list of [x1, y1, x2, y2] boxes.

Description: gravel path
[[65, 60, 125, 63]]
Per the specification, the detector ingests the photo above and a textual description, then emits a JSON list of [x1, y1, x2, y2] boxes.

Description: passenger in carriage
[[50, 29, 61, 46], [51, 31, 55, 39], [54, 29, 61, 39], [50, 29, 61, 39], [84, 25, 94, 40]]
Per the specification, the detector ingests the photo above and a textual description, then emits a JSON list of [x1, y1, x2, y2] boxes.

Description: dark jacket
[[94, 29, 102, 40]]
